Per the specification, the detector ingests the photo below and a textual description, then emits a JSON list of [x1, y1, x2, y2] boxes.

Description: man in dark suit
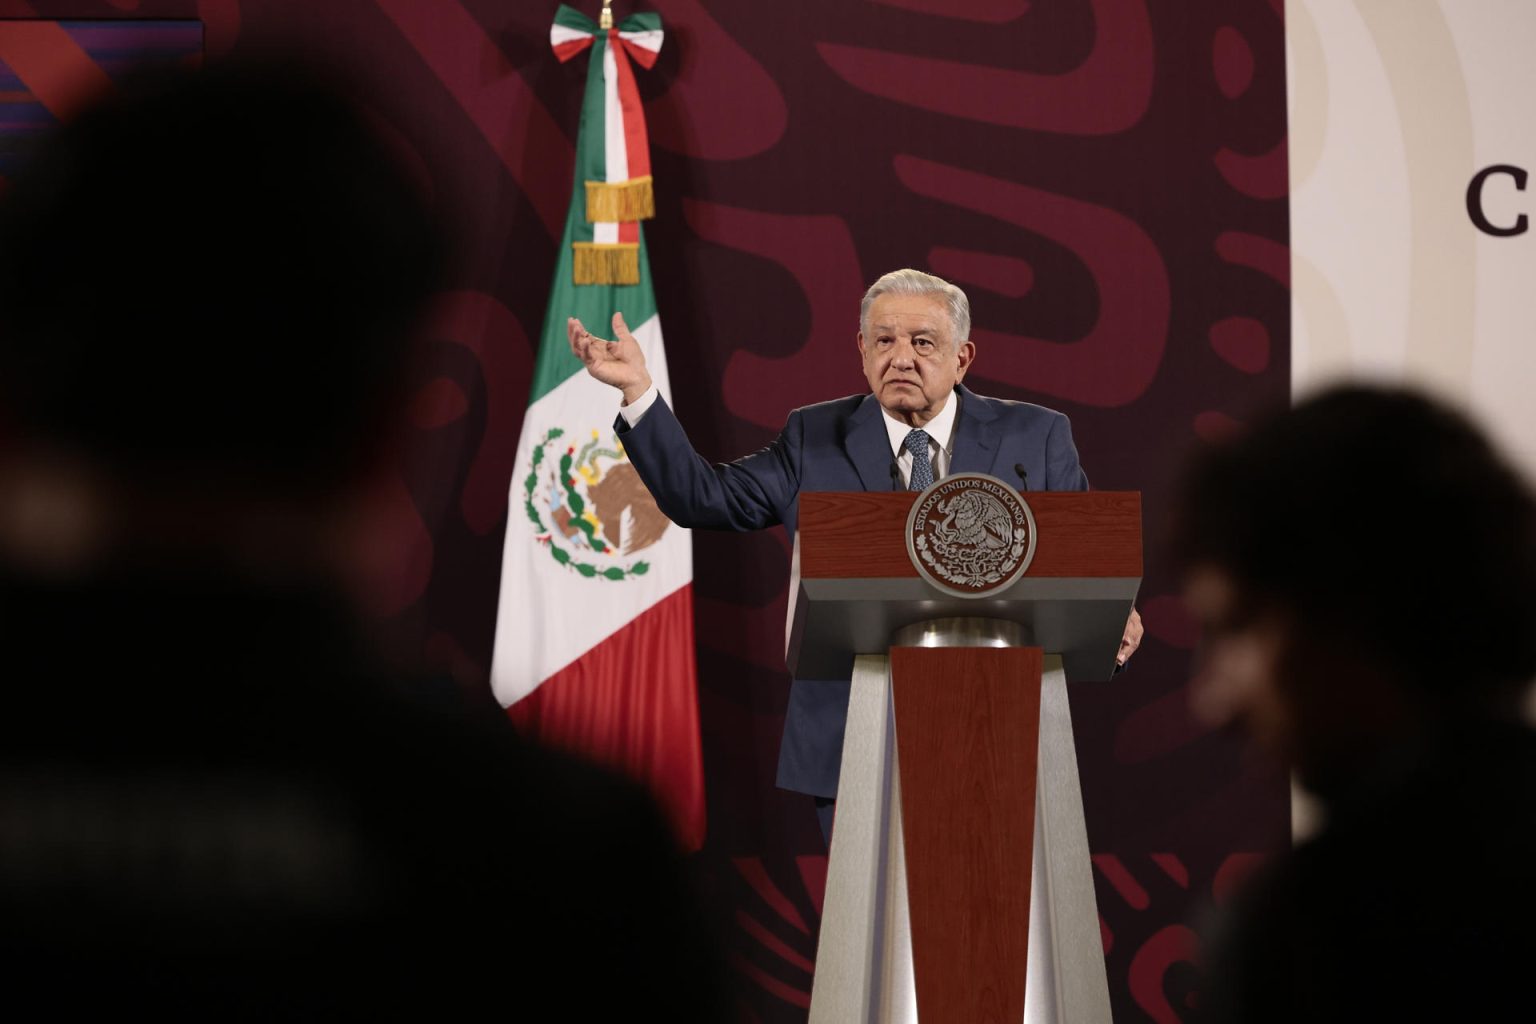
[[569, 269, 1141, 834]]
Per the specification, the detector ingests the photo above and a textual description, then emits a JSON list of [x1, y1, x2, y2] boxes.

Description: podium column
[[809, 622, 1110, 1024]]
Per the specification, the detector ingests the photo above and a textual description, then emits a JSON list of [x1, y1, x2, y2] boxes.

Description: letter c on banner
[[1467, 164, 1529, 237]]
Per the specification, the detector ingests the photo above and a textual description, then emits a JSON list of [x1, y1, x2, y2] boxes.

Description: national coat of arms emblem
[[523, 426, 669, 581], [905, 473, 1036, 597]]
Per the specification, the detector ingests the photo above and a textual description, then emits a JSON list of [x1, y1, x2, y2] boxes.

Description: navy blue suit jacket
[[615, 383, 1089, 798]]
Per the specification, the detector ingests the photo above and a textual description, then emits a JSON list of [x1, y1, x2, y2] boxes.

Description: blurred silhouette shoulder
[[0, 59, 723, 1020], [1175, 385, 1536, 1022]]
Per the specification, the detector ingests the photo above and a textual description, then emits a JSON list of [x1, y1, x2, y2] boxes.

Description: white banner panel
[[1288, 0, 1536, 477]]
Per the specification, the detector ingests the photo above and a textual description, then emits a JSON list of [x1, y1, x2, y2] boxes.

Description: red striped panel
[[0, 20, 113, 120]]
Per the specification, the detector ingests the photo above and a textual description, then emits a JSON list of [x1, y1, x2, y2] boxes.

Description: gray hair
[[859, 268, 971, 344]]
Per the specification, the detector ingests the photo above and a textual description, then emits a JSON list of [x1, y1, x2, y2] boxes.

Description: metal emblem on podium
[[905, 472, 1037, 598]]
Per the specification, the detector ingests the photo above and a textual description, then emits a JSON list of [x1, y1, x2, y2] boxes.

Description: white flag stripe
[[618, 29, 663, 54], [602, 41, 629, 184], [489, 314, 688, 705], [549, 24, 591, 48]]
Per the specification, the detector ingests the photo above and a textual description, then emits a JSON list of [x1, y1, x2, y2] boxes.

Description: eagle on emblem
[[936, 491, 1012, 551]]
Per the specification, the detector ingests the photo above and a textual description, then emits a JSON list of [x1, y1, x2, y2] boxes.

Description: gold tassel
[[584, 176, 655, 223], [572, 242, 640, 285]]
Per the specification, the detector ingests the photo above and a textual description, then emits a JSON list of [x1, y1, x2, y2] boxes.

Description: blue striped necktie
[[904, 428, 933, 490]]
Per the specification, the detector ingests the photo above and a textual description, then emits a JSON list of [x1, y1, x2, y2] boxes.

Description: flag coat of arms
[[491, 4, 704, 849]]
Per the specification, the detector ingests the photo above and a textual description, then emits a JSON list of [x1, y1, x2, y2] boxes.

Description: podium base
[[809, 652, 1110, 1024]]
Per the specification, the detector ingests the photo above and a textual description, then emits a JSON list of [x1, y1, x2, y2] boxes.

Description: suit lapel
[[846, 394, 899, 492], [949, 384, 1001, 476]]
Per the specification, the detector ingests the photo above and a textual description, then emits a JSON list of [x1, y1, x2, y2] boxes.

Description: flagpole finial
[[599, 1, 614, 30]]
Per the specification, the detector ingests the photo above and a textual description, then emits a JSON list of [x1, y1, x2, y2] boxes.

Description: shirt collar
[[879, 388, 960, 456]]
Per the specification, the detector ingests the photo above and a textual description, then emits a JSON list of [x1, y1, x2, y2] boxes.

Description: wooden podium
[[789, 490, 1141, 1024]]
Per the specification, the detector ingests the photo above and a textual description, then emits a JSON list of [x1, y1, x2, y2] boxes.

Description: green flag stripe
[[580, 34, 608, 194], [529, 27, 659, 406], [531, 221, 657, 405], [619, 11, 661, 33], [568, 33, 607, 247], [552, 4, 594, 35], [528, 26, 660, 405]]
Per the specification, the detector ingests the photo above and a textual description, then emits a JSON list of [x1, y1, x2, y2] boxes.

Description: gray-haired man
[[570, 268, 1142, 838]]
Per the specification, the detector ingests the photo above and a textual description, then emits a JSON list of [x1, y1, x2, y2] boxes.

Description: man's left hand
[[1117, 607, 1143, 666]]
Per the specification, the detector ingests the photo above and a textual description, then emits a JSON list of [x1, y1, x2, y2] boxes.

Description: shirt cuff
[[617, 383, 660, 426]]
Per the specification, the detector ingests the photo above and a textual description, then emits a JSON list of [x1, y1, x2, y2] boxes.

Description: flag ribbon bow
[[549, 3, 664, 284]]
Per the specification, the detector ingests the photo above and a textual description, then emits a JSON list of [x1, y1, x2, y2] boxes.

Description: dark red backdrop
[[9, 1, 1292, 1019]]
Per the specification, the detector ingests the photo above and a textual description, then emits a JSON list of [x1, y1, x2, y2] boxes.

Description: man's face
[[857, 292, 975, 426]]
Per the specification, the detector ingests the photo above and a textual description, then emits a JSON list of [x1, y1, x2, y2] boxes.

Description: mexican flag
[[490, 4, 704, 850]]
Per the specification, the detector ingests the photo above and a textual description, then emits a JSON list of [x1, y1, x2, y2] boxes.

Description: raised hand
[[568, 312, 653, 405]]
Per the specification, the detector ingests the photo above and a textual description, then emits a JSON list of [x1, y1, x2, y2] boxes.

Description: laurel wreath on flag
[[524, 427, 651, 581]]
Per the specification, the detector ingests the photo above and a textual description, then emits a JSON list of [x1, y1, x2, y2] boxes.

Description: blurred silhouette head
[[1172, 385, 1536, 794], [0, 59, 440, 500]]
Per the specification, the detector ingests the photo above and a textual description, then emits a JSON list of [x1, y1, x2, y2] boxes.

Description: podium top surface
[[797, 490, 1141, 579], [787, 491, 1142, 682]]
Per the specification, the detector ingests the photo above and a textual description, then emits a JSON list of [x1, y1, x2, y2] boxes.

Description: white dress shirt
[[618, 382, 662, 426], [882, 390, 958, 488]]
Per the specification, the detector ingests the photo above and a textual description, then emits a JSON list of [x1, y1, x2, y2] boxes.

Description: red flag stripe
[[619, 32, 661, 70], [608, 28, 651, 180], [552, 37, 593, 63], [508, 583, 705, 850]]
